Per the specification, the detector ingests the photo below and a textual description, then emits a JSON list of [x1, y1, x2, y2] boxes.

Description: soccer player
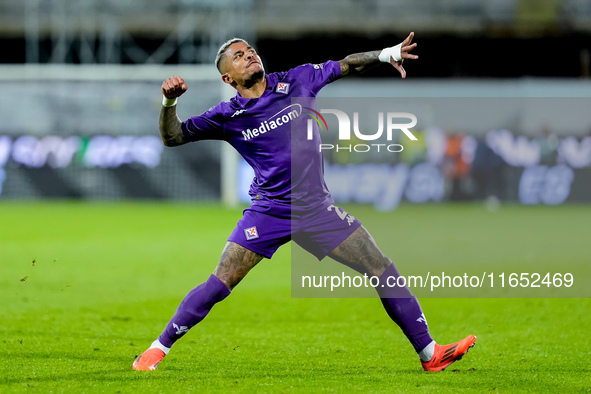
[[133, 33, 476, 372]]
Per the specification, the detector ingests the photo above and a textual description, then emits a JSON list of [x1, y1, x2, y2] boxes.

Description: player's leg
[[328, 226, 435, 352], [293, 204, 436, 356], [134, 206, 290, 371], [156, 242, 264, 347], [213, 241, 266, 289], [326, 225, 390, 277], [328, 226, 476, 372], [133, 242, 264, 371]]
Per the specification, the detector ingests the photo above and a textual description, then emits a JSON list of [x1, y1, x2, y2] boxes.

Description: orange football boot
[[421, 335, 477, 372], [132, 348, 166, 371]]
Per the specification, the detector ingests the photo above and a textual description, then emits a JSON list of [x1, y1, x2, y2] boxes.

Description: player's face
[[223, 42, 265, 85]]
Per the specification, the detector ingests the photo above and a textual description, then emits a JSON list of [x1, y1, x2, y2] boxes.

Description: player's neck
[[236, 76, 267, 99]]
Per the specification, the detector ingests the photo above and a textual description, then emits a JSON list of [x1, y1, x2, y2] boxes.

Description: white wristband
[[378, 43, 403, 63], [162, 96, 178, 107]]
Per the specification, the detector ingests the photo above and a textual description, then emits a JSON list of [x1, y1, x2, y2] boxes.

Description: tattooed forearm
[[214, 242, 264, 290], [338, 50, 382, 77], [159, 106, 187, 146]]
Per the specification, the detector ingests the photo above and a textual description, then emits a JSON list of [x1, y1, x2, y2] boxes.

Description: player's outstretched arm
[[159, 76, 188, 147], [338, 32, 418, 79]]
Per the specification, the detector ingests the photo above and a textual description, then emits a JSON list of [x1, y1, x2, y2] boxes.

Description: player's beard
[[244, 69, 265, 88]]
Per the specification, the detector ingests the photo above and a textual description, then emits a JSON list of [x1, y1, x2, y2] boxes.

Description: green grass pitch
[[1, 202, 590, 392]]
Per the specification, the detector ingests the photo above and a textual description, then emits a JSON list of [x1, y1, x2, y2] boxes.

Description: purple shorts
[[228, 199, 361, 260]]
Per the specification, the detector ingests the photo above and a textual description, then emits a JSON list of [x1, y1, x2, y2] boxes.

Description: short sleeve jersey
[[182, 60, 341, 208]]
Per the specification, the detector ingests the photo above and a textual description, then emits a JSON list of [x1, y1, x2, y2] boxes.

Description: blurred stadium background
[[0, 0, 590, 206], [1, 2, 590, 391]]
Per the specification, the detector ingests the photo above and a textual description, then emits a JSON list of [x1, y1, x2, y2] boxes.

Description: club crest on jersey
[[244, 226, 259, 240], [276, 82, 290, 94]]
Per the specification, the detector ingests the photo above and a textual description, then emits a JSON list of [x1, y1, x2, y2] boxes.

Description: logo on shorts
[[327, 204, 356, 226], [276, 83, 290, 94], [244, 226, 259, 240]]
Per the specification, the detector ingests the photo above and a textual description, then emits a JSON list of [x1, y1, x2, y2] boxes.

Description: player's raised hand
[[162, 76, 188, 99], [388, 32, 418, 79]]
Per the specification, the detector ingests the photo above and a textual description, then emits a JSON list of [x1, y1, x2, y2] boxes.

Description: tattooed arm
[[338, 50, 383, 77], [159, 106, 186, 147], [159, 75, 188, 147], [338, 32, 418, 79]]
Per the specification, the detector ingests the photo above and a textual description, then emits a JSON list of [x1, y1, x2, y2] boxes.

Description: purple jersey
[[181, 60, 341, 208]]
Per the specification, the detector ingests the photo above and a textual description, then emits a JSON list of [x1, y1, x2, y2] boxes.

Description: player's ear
[[221, 73, 233, 85]]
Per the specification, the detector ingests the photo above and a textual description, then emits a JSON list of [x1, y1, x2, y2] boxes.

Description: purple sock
[[158, 274, 231, 348], [376, 264, 433, 353]]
